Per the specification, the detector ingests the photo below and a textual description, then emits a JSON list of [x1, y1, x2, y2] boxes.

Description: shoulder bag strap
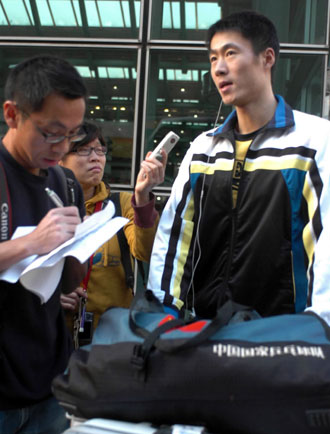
[[111, 192, 135, 290], [53, 165, 75, 205], [0, 161, 12, 241]]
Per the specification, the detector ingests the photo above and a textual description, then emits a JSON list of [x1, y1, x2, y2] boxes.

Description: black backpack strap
[[137, 259, 147, 290], [0, 161, 12, 241], [53, 165, 75, 206], [111, 192, 135, 290]]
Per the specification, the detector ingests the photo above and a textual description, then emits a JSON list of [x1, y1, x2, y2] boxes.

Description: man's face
[[209, 31, 270, 108], [8, 93, 85, 174]]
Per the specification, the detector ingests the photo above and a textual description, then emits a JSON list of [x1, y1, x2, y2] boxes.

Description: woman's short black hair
[[71, 121, 107, 151]]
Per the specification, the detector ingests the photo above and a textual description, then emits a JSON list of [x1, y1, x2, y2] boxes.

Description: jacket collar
[[85, 181, 110, 215], [207, 95, 295, 137]]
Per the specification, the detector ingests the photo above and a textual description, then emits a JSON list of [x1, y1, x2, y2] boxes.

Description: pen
[[45, 187, 64, 208], [79, 297, 86, 332]]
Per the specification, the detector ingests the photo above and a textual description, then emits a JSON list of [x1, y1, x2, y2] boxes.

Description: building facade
[[0, 0, 329, 205]]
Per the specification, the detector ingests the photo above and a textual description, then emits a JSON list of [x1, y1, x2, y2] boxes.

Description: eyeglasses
[[17, 105, 87, 145], [71, 146, 107, 156], [33, 120, 87, 144]]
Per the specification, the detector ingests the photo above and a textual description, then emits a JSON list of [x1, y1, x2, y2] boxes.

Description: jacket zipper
[[222, 133, 260, 287]]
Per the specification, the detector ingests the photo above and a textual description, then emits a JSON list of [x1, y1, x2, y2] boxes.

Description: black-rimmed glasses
[[17, 105, 87, 145], [71, 146, 107, 156]]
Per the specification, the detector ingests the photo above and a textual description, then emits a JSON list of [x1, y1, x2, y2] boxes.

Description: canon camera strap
[[0, 161, 12, 242]]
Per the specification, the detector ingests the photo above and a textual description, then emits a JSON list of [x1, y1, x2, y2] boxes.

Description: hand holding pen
[[19, 188, 81, 257]]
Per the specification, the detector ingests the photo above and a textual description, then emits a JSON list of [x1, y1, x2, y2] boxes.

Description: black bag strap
[[53, 165, 76, 206], [0, 161, 12, 241], [130, 299, 255, 370], [129, 289, 168, 339], [154, 300, 253, 353], [110, 192, 135, 290]]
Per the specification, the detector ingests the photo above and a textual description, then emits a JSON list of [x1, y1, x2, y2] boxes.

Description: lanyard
[[75, 199, 104, 347]]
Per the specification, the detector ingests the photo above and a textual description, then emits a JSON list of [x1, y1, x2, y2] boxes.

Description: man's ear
[[263, 47, 276, 71], [3, 100, 19, 128]]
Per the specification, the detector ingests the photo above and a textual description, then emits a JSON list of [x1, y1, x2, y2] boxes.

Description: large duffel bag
[[53, 291, 330, 434]]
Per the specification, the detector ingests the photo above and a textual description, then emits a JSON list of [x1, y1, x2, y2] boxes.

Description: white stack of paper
[[0, 200, 128, 303]]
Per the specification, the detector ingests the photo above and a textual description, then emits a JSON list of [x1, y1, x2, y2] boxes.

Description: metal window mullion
[[304, 0, 311, 44], [133, 0, 149, 187], [309, 0, 317, 45], [95, 0, 103, 27], [0, 1, 10, 26], [119, 0, 126, 28], [22, 0, 34, 26], [128, 0, 136, 31], [46, 0, 56, 26], [169, 1, 174, 29], [322, 52, 329, 117], [70, 0, 79, 27], [77, 0, 89, 37]]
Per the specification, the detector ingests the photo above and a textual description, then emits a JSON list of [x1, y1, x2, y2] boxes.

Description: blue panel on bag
[[209, 314, 329, 344], [91, 309, 330, 348], [162, 314, 330, 345]]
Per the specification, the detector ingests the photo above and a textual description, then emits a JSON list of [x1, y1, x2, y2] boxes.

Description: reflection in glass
[[152, 0, 328, 44], [274, 54, 325, 117], [145, 50, 223, 186], [0, 0, 141, 38], [326, 67, 330, 120], [0, 46, 137, 185], [0, 0, 34, 26]]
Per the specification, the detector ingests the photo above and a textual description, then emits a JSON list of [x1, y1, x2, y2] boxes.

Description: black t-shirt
[[0, 141, 85, 409]]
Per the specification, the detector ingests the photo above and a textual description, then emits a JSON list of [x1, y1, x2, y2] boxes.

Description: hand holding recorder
[[135, 131, 180, 206]]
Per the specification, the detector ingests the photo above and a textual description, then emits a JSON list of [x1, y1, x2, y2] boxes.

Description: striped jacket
[[148, 96, 330, 323]]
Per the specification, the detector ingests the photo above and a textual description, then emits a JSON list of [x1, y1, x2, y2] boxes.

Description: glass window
[[144, 49, 225, 187], [0, 46, 138, 185], [274, 52, 326, 117], [144, 49, 326, 186], [0, 0, 141, 39], [326, 64, 330, 120], [151, 0, 328, 45]]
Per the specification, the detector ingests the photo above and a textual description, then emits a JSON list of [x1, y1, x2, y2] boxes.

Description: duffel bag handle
[[129, 289, 167, 339], [149, 299, 252, 353], [130, 300, 256, 370]]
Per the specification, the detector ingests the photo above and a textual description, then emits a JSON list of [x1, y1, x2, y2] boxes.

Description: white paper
[[0, 201, 128, 303]]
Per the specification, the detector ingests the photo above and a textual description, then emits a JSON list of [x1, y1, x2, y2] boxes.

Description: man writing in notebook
[[148, 11, 330, 324], [0, 55, 87, 433]]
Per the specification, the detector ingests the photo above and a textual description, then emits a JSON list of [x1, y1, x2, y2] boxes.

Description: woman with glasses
[[59, 121, 167, 346]]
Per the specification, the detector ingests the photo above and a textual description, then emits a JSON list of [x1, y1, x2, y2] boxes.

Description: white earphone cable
[[185, 98, 223, 315]]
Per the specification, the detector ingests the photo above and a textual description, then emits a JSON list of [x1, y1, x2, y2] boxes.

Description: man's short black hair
[[70, 121, 107, 151], [206, 10, 280, 70], [4, 55, 88, 113]]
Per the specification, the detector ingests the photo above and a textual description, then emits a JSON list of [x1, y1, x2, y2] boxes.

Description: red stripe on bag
[[158, 316, 208, 333], [158, 315, 176, 326], [178, 321, 208, 333]]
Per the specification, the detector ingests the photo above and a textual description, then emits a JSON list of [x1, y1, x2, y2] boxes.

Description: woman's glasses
[[71, 146, 107, 156]]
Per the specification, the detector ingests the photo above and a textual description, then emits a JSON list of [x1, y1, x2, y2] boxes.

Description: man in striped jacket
[[147, 11, 330, 324]]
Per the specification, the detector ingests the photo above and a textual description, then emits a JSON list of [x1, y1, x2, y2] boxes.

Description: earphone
[[185, 98, 223, 315], [213, 99, 223, 130]]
